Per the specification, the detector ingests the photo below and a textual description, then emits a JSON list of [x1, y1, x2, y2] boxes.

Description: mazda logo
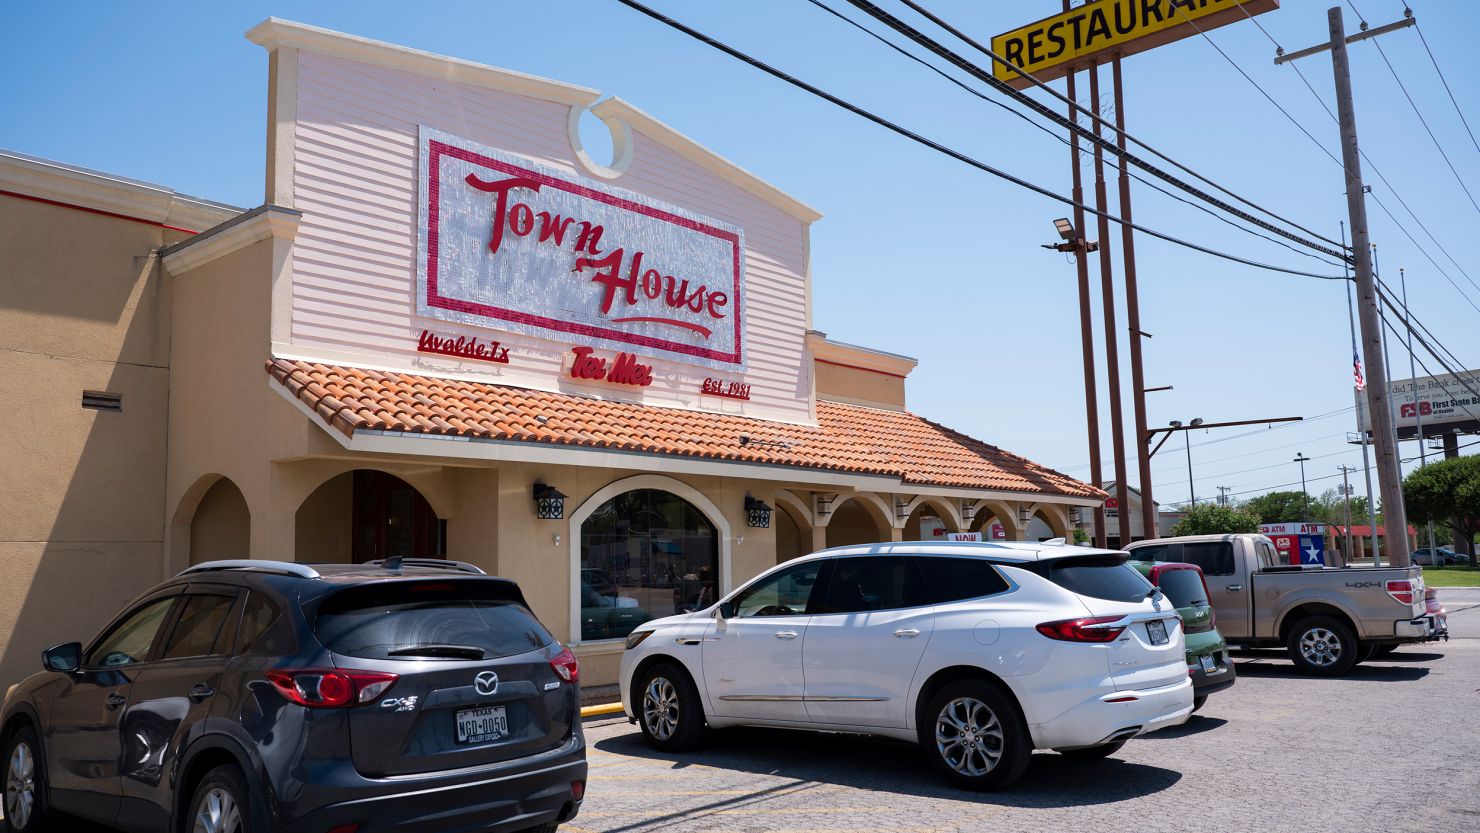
[[474, 671, 499, 697]]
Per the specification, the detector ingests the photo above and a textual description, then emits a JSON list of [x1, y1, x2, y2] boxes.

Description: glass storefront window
[[579, 489, 718, 641]]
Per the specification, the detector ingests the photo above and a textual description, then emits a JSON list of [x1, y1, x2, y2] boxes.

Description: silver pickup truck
[[1125, 534, 1431, 675]]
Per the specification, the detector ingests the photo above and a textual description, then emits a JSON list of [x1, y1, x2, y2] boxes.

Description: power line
[[1355, 9, 1480, 218], [1409, 6, 1480, 158], [800, 0, 1344, 269], [1229, 0, 1480, 309], [852, 0, 1349, 258], [612, 0, 1349, 280], [1055, 409, 1357, 474], [1154, 446, 1361, 490]]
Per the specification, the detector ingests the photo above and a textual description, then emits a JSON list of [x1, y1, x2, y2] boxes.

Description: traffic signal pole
[[1279, 7, 1413, 566]]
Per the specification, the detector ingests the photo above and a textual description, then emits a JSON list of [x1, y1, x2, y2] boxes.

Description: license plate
[[1146, 619, 1169, 646], [1200, 654, 1217, 673], [455, 706, 508, 745]]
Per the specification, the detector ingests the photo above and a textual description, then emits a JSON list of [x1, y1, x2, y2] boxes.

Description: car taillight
[[265, 669, 398, 708], [1036, 615, 1127, 643], [550, 646, 580, 684], [1385, 580, 1417, 605]]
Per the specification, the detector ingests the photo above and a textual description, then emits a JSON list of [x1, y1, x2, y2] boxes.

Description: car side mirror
[[42, 642, 81, 673], [717, 601, 735, 620]]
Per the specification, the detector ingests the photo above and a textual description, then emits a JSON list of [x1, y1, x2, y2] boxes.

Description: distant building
[[1082, 483, 1183, 548]]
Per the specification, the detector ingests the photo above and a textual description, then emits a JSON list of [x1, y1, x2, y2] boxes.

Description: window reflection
[[579, 489, 718, 641]]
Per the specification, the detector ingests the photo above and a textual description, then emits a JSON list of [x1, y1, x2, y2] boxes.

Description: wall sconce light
[[744, 494, 773, 528], [534, 482, 567, 520], [1017, 505, 1031, 525], [1070, 506, 1083, 526], [895, 498, 912, 522], [814, 493, 833, 519]]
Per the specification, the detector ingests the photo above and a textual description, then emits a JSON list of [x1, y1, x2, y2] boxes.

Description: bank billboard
[[1356, 371, 1480, 440]]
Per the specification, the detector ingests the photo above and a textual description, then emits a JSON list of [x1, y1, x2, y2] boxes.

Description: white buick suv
[[619, 541, 1193, 789]]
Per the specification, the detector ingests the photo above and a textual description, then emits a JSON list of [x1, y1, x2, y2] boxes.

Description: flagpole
[[1343, 223, 1381, 566]]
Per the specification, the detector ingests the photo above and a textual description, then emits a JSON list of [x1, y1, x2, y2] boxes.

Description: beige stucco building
[[0, 20, 1103, 691]]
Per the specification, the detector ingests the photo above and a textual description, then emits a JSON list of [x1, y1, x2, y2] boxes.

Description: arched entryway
[[902, 498, 960, 542], [825, 494, 893, 548], [774, 491, 813, 563], [575, 484, 722, 642], [1027, 504, 1071, 542], [189, 477, 250, 565], [295, 470, 445, 564]]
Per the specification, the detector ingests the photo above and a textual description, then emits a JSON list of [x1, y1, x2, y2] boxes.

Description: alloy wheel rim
[[935, 697, 1004, 777], [642, 676, 680, 741], [5, 742, 35, 830], [1300, 627, 1342, 666], [192, 786, 243, 833]]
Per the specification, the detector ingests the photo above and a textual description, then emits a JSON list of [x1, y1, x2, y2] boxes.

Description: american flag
[[1353, 350, 1366, 390]]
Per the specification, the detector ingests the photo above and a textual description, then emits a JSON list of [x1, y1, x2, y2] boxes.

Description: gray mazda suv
[[1, 558, 586, 833]]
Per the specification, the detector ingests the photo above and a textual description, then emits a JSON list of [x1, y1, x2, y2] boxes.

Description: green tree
[[1404, 456, 1480, 556], [1306, 488, 1371, 525], [1170, 503, 1262, 536], [1243, 490, 1313, 523]]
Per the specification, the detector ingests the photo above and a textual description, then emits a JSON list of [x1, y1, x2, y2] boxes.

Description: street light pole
[[1400, 267, 1439, 557], [1294, 453, 1312, 519], [1168, 418, 1203, 506]]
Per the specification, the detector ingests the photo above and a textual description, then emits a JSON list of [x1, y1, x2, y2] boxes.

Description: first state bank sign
[[416, 127, 747, 370]]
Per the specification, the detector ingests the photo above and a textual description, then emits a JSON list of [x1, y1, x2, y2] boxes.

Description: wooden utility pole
[[1279, 6, 1414, 565]]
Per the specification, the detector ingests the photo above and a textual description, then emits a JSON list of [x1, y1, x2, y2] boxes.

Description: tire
[[1286, 615, 1359, 676], [920, 679, 1031, 791], [1372, 644, 1399, 658], [635, 662, 706, 752], [1057, 739, 1126, 760], [185, 764, 253, 833], [1192, 695, 1208, 713], [4, 726, 52, 833]]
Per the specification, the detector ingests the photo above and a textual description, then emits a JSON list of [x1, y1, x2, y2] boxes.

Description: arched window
[[578, 489, 717, 641]]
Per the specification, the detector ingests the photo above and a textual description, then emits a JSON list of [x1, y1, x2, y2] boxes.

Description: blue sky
[[5, 0, 1478, 508]]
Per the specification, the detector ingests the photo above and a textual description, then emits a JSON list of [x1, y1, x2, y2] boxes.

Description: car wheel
[[1286, 616, 1358, 676], [1372, 644, 1399, 658], [4, 726, 51, 833], [920, 680, 1031, 791], [187, 765, 252, 833], [1057, 739, 1126, 760], [636, 662, 705, 752], [1192, 695, 1208, 713]]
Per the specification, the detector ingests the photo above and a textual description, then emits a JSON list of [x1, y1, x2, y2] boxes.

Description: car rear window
[[1155, 569, 1208, 608], [1034, 555, 1154, 603], [916, 557, 1010, 604], [314, 581, 553, 661], [1181, 542, 1236, 576]]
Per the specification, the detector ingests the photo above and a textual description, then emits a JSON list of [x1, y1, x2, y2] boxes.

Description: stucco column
[[447, 468, 500, 575], [250, 486, 298, 562], [811, 524, 829, 553], [889, 526, 904, 543]]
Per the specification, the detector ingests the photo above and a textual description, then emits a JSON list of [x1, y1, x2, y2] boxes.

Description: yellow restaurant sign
[[991, 0, 1279, 88]]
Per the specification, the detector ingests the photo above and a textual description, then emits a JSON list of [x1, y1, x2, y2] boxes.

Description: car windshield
[[1155, 569, 1208, 609], [314, 581, 553, 660], [1032, 555, 1154, 603]]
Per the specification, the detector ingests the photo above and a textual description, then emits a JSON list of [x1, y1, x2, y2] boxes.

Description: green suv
[[1132, 560, 1236, 712]]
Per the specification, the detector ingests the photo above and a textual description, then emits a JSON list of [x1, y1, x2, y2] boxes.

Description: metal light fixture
[[1044, 218, 1099, 253], [1017, 505, 1031, 525], [895, 498, 912, 522], [814, 493, 833, 520], [533, 482, 567, 520], [744, 494, 773, 529]]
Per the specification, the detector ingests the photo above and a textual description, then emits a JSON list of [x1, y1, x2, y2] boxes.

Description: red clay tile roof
[[268, 359, 1103, 499]]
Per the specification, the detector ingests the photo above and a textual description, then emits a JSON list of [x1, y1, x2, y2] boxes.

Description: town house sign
[[417, 127, 747, 370]]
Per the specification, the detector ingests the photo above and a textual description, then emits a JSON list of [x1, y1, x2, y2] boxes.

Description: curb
[[580, 702, 625, 718]]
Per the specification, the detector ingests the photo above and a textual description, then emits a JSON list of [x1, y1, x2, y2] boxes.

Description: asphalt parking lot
[[577, 587, 1480, 833]]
